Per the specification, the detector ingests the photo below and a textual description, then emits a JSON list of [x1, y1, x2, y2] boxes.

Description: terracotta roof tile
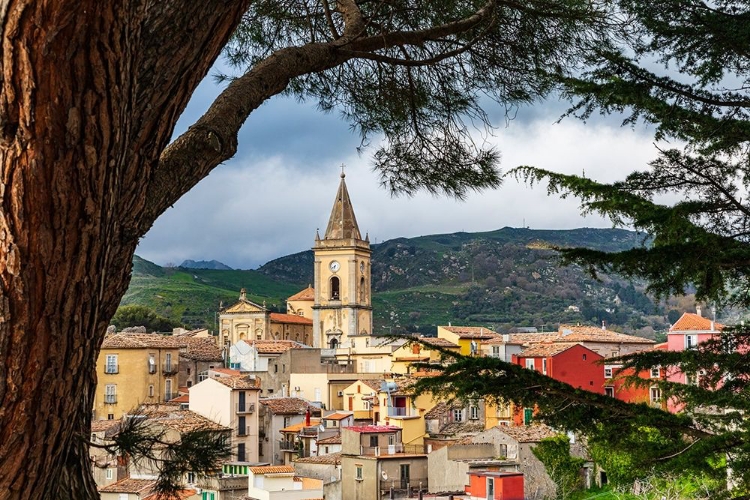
[[496, 424, 559, 443], [211, 374, 261, 390], [417, 336, 460, 348], [248, 340, 309, 353], [294, 452, 342, 464], [440, 326, 500, 339], [423, 401, 449, 420], [316, 435, 342, 444], [101, 333, 181, 349], [270, 312, 314, 325], [171, 394, 189, 403], [99, 478, 155, 493], [556, 325, 654, 344], [249, 465, 295, 474], [140, 405, 230, 433], [323, 412, 353, 421], [670, 313, 724, 332], [91, 419, 121, 433], [178, 336, 223, 362], [518, 342, 586, 358], [260, 398, 321, 415], [288, 286, 315, 302], [281, 419, 321, 433]]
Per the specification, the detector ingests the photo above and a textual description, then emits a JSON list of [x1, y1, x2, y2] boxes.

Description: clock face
[[360, 261, 365, 273], [329, 260, 340, 272]]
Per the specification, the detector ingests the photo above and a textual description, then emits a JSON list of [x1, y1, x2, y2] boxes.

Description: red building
[[513, 342, 605, 394], [465, 471, 524, 500]]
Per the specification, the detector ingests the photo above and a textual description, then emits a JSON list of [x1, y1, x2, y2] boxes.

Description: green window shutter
[[524, 408, 533, 425]]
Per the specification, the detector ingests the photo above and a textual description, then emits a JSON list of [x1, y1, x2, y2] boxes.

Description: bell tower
[[312, 170, 372, 348]]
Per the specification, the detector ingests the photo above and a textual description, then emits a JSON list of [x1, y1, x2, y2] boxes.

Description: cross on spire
[[340, 163, 346, 178]]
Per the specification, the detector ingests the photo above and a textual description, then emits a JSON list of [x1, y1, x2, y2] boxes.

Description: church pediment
[[224, 299, 265, 314]]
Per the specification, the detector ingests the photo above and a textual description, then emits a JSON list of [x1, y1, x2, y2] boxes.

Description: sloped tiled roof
[[518, 342, 584, 358], [101, 333, 181, 349], [281, 419, 322, 433], [418, 336, 460, 348], [211, 374, 261, 390], [270, 312, 314, 325], [140, 405, 230, 433], [250, 339, 308, 353], [178, 336, 223, 361], [288, 286, 315, 302], [261, 398, 321, 415], [556, 325, 654, 344], [99, 478, 155, 494], [91, 419, 121, 433], [171, 394, 189, 403], [496, 424, 559, 443], [344, 425, 400, 433], [249, 465, 295, 475], [506, 333, 558, 345], [440, 326, 500, 339], [436, 421, 485, 436], [670, 312, 724, 332], [323, 412, 353, 421], [316, 434, 342, 445], [295, 452, 342, 464]]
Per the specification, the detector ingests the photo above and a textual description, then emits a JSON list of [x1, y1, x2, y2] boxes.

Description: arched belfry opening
[[330, 276, 340, 300]]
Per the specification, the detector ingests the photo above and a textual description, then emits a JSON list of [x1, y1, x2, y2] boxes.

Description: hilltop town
[[93, 174, 722, 500]]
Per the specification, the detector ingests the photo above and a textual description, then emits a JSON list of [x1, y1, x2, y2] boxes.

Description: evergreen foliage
[[531, 435, 586, 499]]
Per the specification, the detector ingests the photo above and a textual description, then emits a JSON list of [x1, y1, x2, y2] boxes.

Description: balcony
[[162, 363, 178, 375], [299, 426, 319, 437], [360, 444, 424, 456], [104, 365, 119, 374], [380, 478, 428, 492], [198, 475, 248, 492], [387, 407, 418, 418], [235, 402, 255, 414], [104, 395, 117, 404], [279, 440, 298, 451]]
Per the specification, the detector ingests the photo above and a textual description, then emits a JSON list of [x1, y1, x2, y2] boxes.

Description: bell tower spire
[[312, 168, 373, 350]]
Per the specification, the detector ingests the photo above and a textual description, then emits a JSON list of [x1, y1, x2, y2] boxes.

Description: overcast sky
[[136, 66, 662, 270]]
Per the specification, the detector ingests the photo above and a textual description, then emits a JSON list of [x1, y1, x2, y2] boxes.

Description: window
[[107, 413, 114, 420], [148, 385, 154, 397], [650, 387, 661, 403], [165, 379, 173, 401], [274, 364, 278, 373], [604, 386, 614, 397], [198, 370, 208, 382], [356, 465, 363, 480], [686, 372, 697, 385], [542, 358, 547, 375], [370, 435, 378, 447], [104, 384, 116, 404], [237, 443, 246, 462], [525, 359, 535, 370], [685, 335, 697, 349], [105, 355, 118, 374], [187, 472, 195, 484], [650, 367, 660, 378], [582, 354, 587, 360], [148, 354, 156, 374], [363, 400, 371, 410], [106, 468, 113, 480], [284, 416, 291, 427], [523, 408, 533, 425], [453, 409, 463, 422], [470, 405, 479, 420], [238, 416, 246, 436], [330, 276, 340, 300], [388, 434, 395, 446], [165, 352, 173, 372]]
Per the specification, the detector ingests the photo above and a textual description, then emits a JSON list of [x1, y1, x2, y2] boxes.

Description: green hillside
[[123, 228, 669, 336]]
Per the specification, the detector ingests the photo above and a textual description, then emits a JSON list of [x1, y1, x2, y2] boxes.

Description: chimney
[[305, 407, 311, 426], [601, 320, 606, 330], [696, 306, 702, 317], [240, 288, 247, 301]]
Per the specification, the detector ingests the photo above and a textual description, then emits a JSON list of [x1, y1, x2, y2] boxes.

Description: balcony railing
[[104, 395, 117, 404], [104, 365, 119, 374], [279, 440, 298, 451], [360, 444, 424, 456], [380, 478, 428, 492], [237, 426, 251, 437], [299, 426, 319, 437], [197, 476, 248, 492], [387, 407, 417, 418], [235, 402, 255, 414], [162, 363, 178, 375]]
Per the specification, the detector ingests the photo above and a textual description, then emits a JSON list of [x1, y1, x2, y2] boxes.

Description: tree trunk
[[0, 1, 249, 498]]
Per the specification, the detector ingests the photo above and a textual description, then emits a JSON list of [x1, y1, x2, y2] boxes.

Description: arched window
[[330, 276, 340, 300], [359, 276, 366, 302], [330, 338, 338, 349]]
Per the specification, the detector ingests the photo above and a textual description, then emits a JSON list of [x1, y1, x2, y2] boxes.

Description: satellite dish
[[381, 471, 388, 480]]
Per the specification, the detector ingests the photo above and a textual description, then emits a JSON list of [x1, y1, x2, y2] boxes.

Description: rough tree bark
[[0, 0, 496, 497]]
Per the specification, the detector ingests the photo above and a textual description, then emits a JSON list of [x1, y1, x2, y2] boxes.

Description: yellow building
[[372, 377, 438, 446], [219, 289, 313, 346], [313, 172, 372, 349], [437, 325, 500, 356], [94, 334, 181, 420], [390, 336, 461, 374], [341, 379, 381, 421], [287, 285, 315, 319]]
